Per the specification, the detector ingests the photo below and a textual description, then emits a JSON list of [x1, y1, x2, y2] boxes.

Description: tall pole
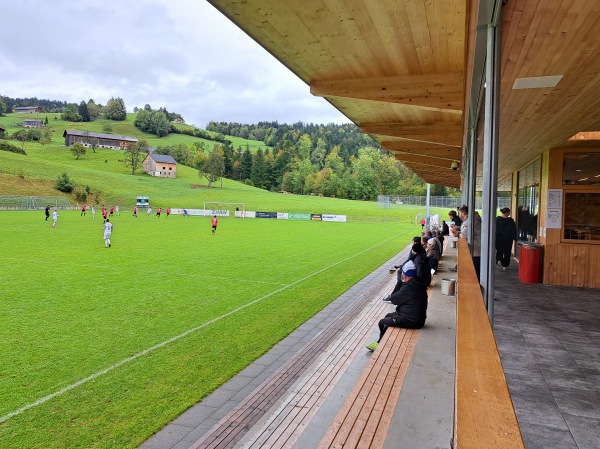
[[426, 183, 431, 228]]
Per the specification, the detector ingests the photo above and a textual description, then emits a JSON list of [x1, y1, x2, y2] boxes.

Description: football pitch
[[0, 210, 417, 448]]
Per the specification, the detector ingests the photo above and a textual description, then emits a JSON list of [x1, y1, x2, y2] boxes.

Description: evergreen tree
[[240, 147, 253, 182], [250, 149, 267, 188], [78, 101, 90, 122]]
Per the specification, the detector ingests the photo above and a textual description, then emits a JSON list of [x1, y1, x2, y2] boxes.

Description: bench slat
[[319, 327, 419, 449]]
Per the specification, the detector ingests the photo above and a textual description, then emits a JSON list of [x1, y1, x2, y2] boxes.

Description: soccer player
[[51, 210, 59, 227], [133, 206, 138, 218], [146, 207, 152, 217], [109, 206, 115, 217], [45, 205, 50, 221], [156, 207, 162, 218], [91, 206, 96, 218], [166, 207, 171, 217], [103, 219, 113, 248], [81, 204, 87, 216], [211, 215, 218, 235]]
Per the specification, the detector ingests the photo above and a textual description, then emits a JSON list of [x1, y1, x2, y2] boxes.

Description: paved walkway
[[493, 263, 600, 449]]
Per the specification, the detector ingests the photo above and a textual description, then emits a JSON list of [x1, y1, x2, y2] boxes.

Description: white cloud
[[0, 0, 349, 127]]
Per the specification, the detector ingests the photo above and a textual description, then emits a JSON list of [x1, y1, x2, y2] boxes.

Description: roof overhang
[[207, 0, 600, 190]]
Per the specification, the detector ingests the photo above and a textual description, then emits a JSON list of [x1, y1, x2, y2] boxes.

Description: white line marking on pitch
[[0, 234, 400, 424]]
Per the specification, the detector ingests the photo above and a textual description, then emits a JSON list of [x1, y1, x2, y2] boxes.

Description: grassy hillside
[[0, 113, 270, 151], [0, 113, 415, 218]]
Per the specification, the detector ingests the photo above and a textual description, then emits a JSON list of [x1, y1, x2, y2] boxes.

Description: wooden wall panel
[[543, 244, 600, 289]]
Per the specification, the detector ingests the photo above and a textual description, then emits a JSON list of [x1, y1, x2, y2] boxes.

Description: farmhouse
[[142, 153, 177, 178], [23, 119, 43, 128], [63, 130, 138, 150], [13, 106, 42, 114]]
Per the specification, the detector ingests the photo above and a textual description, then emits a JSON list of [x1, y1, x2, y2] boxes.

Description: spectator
[[366, 260, 428, 351], [386, 241, 431, 298], [496, 207, 517, 270], [441, 220, 450, 236], [451, 205, 482, 281], [425, 235, 441, 271], [448, 210, 462, 229]]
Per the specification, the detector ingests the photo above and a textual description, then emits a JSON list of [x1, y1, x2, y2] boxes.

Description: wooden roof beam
[[381, 140, 461, 160], [310, 73, 464, 112], [361, 122, 463, 146], [393, 153, 458, 169]]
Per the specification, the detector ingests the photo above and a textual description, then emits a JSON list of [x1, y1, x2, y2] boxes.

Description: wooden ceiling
[[207, 0, 600, 191], [492, 0, 600, 188], [208, 0, 466, 188]]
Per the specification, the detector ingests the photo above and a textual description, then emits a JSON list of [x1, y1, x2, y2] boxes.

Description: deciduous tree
[[123, 139, 149, 174], [105, 97, 127, 121], [70, 142, 87, 160], [198, 145, 225, 188]]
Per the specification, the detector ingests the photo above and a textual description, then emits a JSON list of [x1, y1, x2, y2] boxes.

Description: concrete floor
[[493, 262, 600, 449]]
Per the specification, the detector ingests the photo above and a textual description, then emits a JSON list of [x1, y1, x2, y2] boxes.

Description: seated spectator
[[426, 236, 441, 271], [435, 230, 445, 256], [448, 210, 462, 229], [441, 220, 450, 236], [366, 260, 429, 351], [387, 242, 431, 297]]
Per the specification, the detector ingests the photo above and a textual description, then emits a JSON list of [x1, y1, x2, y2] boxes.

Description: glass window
[[562, 152, 600, 185], [563, 192, 600, 241], [517, 159, 540, 243]]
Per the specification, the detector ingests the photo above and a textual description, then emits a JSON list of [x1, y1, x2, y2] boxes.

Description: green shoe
[[365, 342, 379, 351]]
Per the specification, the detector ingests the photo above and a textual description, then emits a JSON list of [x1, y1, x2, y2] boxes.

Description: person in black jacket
[[386, 242, 431, 298], [495, 207, 518, 270], [366, 260, 428, 351]]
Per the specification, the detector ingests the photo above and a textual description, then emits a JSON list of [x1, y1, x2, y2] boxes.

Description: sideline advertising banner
[[170, 209, 229, 217], [277, 213, 289, 220], [311, 214, 322, 221], [288, 213, 311, 221], [322, 214, 347, 222], [256, 211, 278, 219]]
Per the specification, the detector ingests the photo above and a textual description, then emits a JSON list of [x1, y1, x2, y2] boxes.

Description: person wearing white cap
[[366, 260, 428, 351]]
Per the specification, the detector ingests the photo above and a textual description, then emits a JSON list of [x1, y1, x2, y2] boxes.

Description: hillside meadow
[[0, 113, 270, 152]]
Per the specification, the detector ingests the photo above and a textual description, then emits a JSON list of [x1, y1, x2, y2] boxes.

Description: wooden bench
[[318, 326, 419, 449], [454, 238, 524, 449]]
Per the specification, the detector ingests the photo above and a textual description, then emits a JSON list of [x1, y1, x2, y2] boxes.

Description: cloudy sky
[[1, 0, 350, 128]]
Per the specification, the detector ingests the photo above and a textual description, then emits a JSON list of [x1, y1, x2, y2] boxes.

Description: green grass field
[[0, 209, 431, 448], [0, 113, 449, 447]]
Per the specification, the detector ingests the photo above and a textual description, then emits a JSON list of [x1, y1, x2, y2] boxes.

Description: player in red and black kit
[[211, 215, 218, 235]]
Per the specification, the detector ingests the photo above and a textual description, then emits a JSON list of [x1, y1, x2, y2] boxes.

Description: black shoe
[[382, 296, 392, 303]]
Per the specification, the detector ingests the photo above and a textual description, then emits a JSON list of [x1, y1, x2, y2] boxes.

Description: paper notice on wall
[[546, 208, 562, 229], [547, 189, 563, 209]]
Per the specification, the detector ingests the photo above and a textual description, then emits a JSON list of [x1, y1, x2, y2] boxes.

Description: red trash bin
[[519, 243, 543, 283]]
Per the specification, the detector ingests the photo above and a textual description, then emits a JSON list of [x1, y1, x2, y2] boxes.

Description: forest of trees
[[0, 96, 67, 113], [155, 121, 458, 199]]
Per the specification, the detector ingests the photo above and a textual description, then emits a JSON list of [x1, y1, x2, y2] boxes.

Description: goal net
[[203, 202, 246, 218]]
